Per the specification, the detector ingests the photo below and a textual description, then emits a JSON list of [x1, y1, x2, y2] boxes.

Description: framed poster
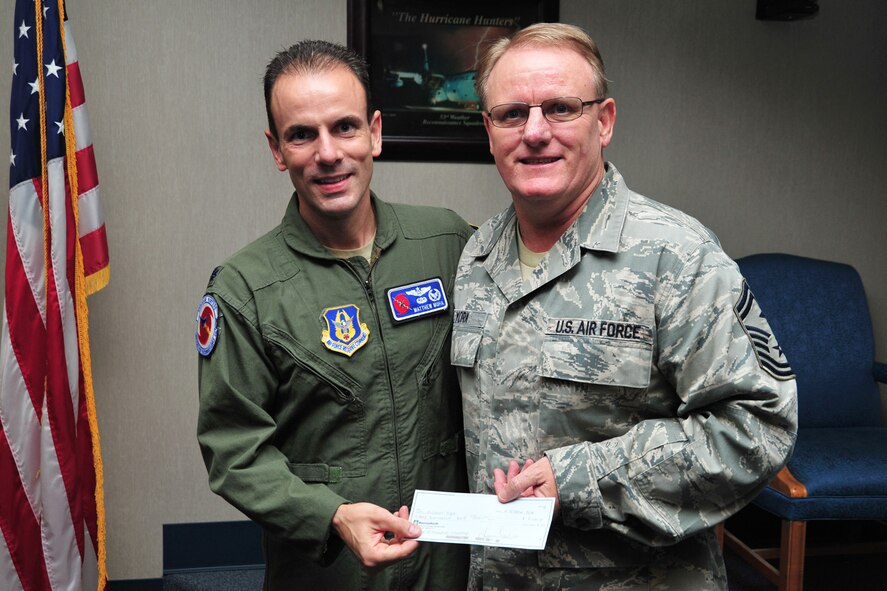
[[348, 0, 559, 163]]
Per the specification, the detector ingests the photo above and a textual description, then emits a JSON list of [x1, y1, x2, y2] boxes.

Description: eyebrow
[[334, 114, 364, 128], [280, 114, 365, 138], [280, 123, 314, 139]]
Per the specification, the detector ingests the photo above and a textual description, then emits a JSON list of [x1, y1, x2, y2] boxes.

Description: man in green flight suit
[[196, 40, 470, 590]]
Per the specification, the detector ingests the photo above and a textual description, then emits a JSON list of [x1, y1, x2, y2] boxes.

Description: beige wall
[[1, 0, 884, 582]]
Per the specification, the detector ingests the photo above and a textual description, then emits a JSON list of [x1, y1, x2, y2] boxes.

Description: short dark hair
[[263, 40, 373, 140]]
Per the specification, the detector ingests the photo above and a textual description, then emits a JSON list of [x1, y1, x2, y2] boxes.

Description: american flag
[[1, 0, 109, 589]]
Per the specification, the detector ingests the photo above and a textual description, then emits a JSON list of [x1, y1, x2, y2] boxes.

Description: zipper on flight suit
[[342, 253, 404, 508], [346, 251, 408, 590]]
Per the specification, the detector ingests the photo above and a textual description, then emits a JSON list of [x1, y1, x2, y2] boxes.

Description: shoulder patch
[[196, 295, 220, 357], [734, 281, 795, 381], [206, 266, 223, 289]]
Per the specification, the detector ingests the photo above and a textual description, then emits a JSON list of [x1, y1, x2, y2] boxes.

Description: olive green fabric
[[198, 193, 471, 590]]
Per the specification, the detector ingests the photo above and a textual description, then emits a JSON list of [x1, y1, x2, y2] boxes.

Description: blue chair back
[[736, 253, 880, 428]]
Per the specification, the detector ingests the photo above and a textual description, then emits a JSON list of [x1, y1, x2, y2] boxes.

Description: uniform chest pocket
[[264, 325, 367, 478], [450, 324, 483, 368], [539, 327, 654, 389], [451, 315, 485, 457]]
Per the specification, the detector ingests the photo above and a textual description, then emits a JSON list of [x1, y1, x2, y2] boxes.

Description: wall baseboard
[[163, 520, 264, 574], [107, 579, 162, 591], [106, 520, 262, 589]]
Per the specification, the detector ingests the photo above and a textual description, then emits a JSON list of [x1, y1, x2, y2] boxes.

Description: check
[[409, 490, 555, 550]]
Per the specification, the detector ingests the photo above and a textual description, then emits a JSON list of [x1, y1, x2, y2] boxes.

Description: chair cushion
[[736, 254, 881, 428], [753, 427, 887, 521]]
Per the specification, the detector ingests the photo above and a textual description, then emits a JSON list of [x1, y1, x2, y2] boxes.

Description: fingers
[[495, 457, 558, 503], [519, 458, 535, 496], [383, 509, 421, 540], [495, 458, 538, 503], [332, 503, 422, 570], [499, 470, 529, 503], [368, 505, 420, 541], [494, 460, 522, 497]]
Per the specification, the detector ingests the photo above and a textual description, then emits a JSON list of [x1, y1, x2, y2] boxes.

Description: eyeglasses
[[486, 97, 605, 128]]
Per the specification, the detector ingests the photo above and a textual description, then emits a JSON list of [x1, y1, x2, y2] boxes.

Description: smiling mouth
[[316, 174, 351, 185], [521, 157, 560, 165]]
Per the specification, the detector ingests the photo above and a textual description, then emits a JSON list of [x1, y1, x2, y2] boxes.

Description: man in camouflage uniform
[[451, 23, 798, 589]]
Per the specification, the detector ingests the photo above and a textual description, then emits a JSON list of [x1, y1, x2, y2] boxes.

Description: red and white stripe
[[1, 8, 106, 591], [64, 19, 109, 293]]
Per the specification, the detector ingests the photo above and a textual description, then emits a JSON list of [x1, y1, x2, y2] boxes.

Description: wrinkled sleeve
[[546, 244, 798, 545], [196, 287, 347, 563]]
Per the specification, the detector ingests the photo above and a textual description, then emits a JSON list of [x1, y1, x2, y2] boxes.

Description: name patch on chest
[[453, 309, 488, 328], [546, 318, 653, 344], [386, 277, 448, 323]]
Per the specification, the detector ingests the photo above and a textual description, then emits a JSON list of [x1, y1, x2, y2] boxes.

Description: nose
[[315, 130, 342, 165], [521, 106, 551, 146]]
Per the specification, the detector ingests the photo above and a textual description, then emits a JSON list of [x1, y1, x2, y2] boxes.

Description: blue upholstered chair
[[723, 253, 887, 591]]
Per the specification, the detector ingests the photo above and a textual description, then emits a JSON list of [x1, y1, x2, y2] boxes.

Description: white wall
[[1, 0, 884, 581]]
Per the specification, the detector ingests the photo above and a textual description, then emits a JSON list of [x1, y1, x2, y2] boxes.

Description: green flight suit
[[197, 193, 471, 590]]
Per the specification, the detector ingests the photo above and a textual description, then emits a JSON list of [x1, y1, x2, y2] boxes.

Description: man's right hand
[[331, 503, 421, 571]]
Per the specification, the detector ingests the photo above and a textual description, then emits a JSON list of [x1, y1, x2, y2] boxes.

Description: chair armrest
[[769, 466, 808, 498], [875, 361, 887, 384]]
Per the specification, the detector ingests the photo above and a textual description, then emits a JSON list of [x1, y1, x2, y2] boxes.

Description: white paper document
[[410, 490, 555, 550]]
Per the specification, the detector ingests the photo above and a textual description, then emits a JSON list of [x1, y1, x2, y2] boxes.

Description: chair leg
[[715, 522, 725, 549], [778, 519, 806, 591]]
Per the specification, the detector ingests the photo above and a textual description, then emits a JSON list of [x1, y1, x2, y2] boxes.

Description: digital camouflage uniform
[[451, 164, 797, 590], [197, 193, 471, 591]]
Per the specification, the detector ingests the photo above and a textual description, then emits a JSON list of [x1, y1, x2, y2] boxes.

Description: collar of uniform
[[463, 162, 629, 259], [573, 162, 630, 254], [462, 205, 516, 258], [280, 191, 396, 258]]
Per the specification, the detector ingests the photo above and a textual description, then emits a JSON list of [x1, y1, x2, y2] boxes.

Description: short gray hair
[[474, 22, 609, 110]]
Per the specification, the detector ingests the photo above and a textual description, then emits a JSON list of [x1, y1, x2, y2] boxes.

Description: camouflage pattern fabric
[[452, 164, 798, 590]]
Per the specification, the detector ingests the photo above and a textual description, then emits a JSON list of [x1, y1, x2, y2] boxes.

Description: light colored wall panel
[[1, 0, 884, 582], [563, 0, 887, 420]]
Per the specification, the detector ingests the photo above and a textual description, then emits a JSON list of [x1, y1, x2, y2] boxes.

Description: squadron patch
[[321, 304, 370, 357], [734, 281, 795, 380], [386, 277, 448, 323], [196, 295, 220, 357]]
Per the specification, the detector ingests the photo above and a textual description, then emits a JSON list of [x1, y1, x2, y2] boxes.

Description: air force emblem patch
[[321, 304, 370, 357], [386, 277, 448, 323], [196, 295, 220, 357], [734, 281, 795, 381]]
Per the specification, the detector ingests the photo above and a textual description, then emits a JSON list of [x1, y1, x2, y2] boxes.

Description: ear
[[483, 112, 495, 156], [264, 129, 287, 172], [597, 98, 617, 149], [370, 110, 383, 158]]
